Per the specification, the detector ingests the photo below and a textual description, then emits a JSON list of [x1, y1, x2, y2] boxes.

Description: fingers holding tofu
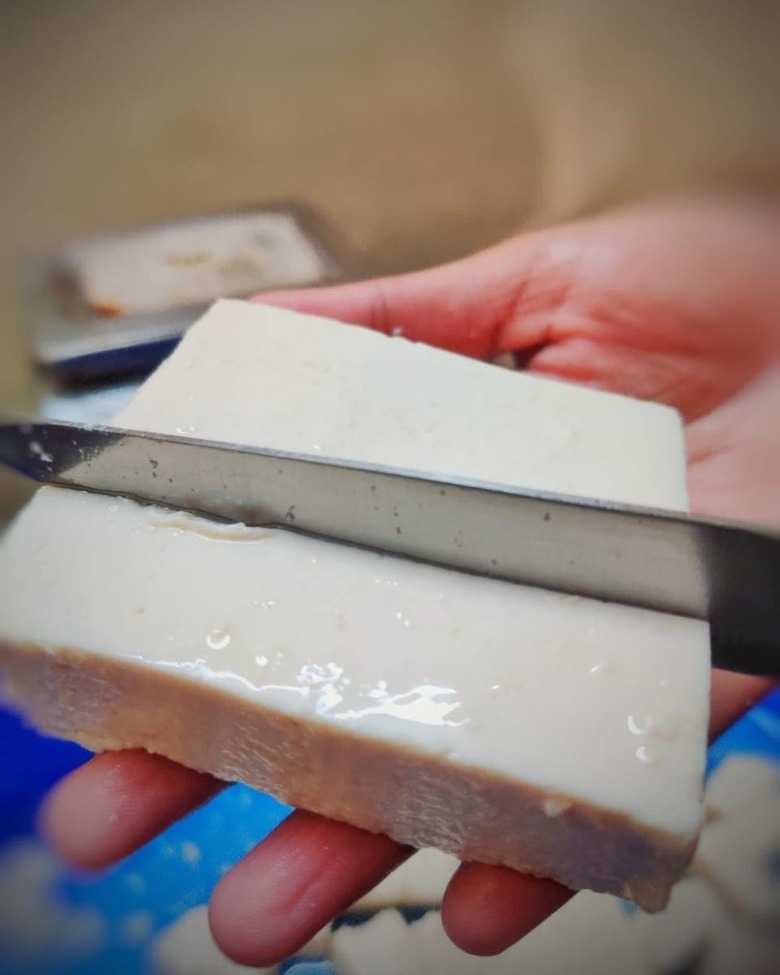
[[40, 750, 222, 870]]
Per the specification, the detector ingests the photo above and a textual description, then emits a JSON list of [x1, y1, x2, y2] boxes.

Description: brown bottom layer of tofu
[[0, 640, 694, 910]]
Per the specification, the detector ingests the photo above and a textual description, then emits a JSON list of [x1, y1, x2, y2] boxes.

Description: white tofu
[[148, 905, 273, 975], [115, 300, 689, 509], [350, 849, 458, 911], [0, 300, 710, 909]]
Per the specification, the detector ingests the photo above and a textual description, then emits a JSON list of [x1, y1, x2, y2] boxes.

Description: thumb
[[253, 234, 550, 361]]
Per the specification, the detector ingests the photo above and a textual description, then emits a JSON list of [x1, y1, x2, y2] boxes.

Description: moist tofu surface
[[0, 300, 710, 909], [115, 300, 690, 509]]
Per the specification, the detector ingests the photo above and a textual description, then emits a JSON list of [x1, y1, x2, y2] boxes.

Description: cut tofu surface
[[0, 299, 709, 910], [0, 486, 708, 896], [116, 299, 689, 508]]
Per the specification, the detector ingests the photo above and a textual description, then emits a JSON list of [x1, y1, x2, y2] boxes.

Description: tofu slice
[[0, 300, 710, 910], [114, 301, 689, 509]]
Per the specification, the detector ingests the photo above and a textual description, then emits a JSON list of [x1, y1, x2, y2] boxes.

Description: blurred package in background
[[28, 204, 349, 384]]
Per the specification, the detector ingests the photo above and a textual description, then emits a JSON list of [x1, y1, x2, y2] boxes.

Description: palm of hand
[[42, 197, 779, 966]]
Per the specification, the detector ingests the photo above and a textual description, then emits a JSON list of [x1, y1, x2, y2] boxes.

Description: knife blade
[[1, 418, 778, 677]]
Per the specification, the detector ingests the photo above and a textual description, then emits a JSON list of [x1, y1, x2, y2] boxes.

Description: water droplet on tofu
[[628, 714, 655, 735], [588, 655, 614, 675], [636, 745, 658, 766], [206, 628, 231, 650]]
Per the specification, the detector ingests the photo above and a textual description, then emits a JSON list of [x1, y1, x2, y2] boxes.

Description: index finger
[[255, 232, 552, 361]]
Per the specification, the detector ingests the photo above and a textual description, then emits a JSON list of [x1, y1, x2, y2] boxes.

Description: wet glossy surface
[[0, 486, 709, 836], [116, 301, 690, 510], [0, 300, 710, 840]]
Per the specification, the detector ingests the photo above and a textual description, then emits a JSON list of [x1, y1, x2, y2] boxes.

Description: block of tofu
[[0, 300, 710, 910], [114, 301, 689, 508]]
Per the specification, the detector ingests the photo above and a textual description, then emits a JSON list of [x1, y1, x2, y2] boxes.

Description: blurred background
[[0, 0, 540, 521], [2, 1, 779, 444], [0, 2, 778, 973]]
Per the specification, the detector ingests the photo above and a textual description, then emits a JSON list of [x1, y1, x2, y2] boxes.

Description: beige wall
[[0, 1, 536, 279], [1, 0, 778, 517], [0, 0, 534, 518]]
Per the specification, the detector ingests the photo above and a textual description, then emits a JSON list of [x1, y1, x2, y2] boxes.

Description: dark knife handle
[[705, 522, 780, 677]]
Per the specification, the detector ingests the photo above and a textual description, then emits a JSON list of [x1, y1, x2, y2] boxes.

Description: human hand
[[42, 195, 780, 966]]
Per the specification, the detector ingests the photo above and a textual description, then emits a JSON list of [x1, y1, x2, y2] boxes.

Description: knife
[[1, 418, 778, 677]]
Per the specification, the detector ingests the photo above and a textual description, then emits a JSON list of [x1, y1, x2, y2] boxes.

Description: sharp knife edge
[[1, 419, 778, 676]]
